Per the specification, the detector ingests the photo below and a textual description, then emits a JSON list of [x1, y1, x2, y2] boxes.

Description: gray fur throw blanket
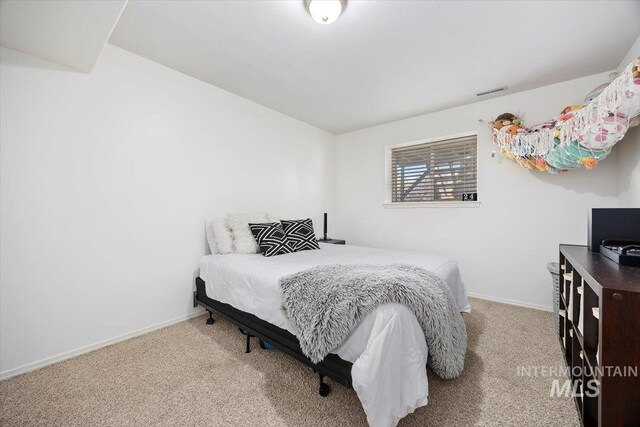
[[280, 264, 467, 379]]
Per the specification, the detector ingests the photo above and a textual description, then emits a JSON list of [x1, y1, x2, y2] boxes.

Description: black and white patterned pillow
[[249, 222, 293, 257], [280, 219, 320, 252]]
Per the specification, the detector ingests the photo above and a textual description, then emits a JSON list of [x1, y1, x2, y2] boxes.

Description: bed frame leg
[[245, 333, 251, 353], [239, 328, 252, 353], [206, 311, 214, 325], [318, 373, 330, 397]]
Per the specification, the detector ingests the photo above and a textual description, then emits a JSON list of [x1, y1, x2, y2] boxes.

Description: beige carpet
[[1, 298, 579, 426]]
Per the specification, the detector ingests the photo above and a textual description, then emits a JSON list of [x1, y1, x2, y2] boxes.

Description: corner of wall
[[616, 33, 640, 207], [618, 34, 640, 72]]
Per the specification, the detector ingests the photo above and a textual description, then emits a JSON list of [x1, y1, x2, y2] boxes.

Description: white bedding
[[199, 243, 470, 427]]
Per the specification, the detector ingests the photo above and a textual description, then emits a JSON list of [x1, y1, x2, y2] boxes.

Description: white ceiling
[[3, 1, 638, 133], [109, 1, 640, 134], [0, 0, 127, 72]]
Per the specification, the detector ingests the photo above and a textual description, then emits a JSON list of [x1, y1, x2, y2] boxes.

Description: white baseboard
[[467, 292, 552, 312], [0, 309, 205, 381], [1, 294, 551, 380]]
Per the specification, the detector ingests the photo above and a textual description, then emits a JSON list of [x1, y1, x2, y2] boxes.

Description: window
[[386, 132, 477, 206]]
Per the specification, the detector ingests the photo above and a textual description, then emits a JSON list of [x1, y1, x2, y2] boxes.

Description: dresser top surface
[[560, 244, 640, 292]]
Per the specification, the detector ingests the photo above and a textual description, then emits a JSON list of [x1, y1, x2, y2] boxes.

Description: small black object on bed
[[321, 213, 346, 245], [193, 277, 352, 396], [318, 238, 346, 245]]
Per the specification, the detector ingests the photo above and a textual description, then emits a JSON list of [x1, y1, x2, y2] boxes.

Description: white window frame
[[384, 131, 480, 208]]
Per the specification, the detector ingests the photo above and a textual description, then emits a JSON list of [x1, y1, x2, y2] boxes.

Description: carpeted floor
[[1, 298, 579, 426]]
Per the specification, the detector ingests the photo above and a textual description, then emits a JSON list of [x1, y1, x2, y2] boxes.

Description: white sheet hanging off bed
[[199, 243, 471, 427]]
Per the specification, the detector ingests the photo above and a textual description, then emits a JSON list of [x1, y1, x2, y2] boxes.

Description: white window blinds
[[390, 135, 477, 202]]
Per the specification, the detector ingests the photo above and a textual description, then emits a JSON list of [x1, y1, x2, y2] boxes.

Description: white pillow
[[205, 217, 219, 255], [226, 212, 269, 254], [213, 218, 234, 254]]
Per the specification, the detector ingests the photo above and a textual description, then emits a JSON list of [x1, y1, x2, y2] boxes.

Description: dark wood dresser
[[558, 244, 640, 427]]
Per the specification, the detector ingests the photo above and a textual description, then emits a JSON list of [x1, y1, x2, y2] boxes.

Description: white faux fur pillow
[[226, 212, 269, 254], [213, 217, 234, 254], [205, 217, 219, 254]]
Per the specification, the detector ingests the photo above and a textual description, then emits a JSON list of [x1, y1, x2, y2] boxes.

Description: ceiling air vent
[[476, 86, 508, 97]]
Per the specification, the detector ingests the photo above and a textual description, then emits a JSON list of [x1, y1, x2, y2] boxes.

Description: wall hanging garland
[[487, 56, 640, 173]]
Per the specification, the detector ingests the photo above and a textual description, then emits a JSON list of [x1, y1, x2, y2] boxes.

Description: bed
[[194, 242, 470, 427]]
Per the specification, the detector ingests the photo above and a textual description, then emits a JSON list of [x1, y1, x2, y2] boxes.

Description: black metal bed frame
[[194, 277, 353, 396]]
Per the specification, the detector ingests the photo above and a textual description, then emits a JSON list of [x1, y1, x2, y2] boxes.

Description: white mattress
[[198, 243, 470, 427], [199, 243, 470, 334]]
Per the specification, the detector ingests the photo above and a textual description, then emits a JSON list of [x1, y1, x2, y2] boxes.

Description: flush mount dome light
[[304, 0, 346, 25]]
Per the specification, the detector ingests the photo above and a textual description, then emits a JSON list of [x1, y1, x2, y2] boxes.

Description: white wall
[[617, 34, 640, 74], [617, 126, 640, 207], [617, 34, 640, 207], [0, 45, 335, 378], [335, 72, 622, 310]]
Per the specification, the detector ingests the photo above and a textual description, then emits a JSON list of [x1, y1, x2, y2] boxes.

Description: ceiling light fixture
[[304, 0, 346, 25]]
